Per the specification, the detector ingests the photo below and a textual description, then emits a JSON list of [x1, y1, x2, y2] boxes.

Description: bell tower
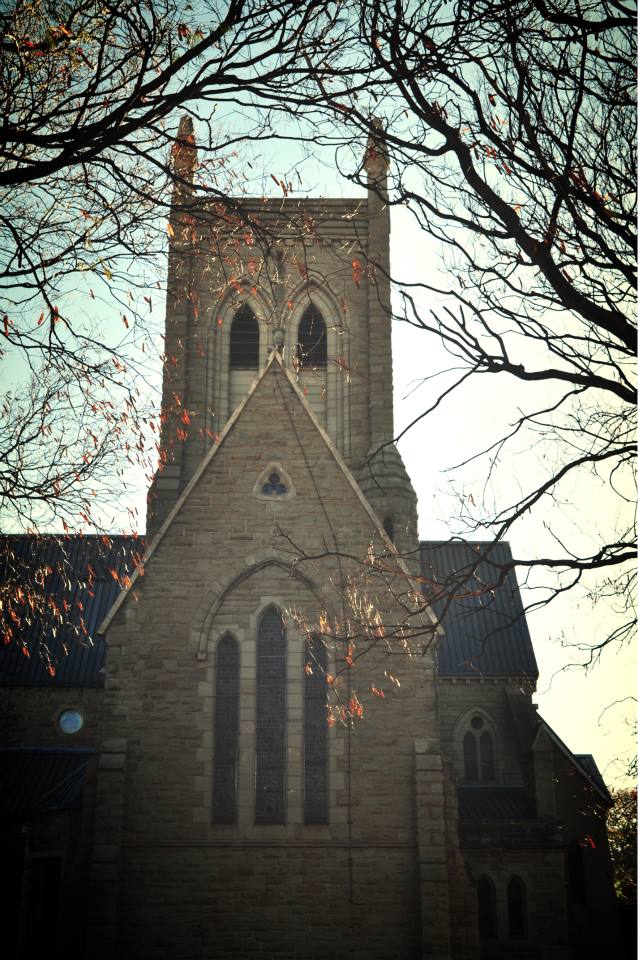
[[147, 118, 419, 558]]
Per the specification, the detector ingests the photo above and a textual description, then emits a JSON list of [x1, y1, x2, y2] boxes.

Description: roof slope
[[0, 534, 142, 685], [1, 533, 538, 685], [0, 747, 94, 816], [420, 540, 538, 679]]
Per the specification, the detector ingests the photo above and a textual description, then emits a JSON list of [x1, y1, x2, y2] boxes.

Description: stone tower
[[148, 117, 418, 558], [86, 118, 458, 959]]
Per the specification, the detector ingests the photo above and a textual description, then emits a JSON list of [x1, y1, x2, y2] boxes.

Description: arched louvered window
[[212, 634, 239, 824], [507, 875, 528, 939], [230, 304, 259, 368], [304, 636, 329, 824], [463, 714, 496, 781], [480, 731, 495, 780], [255, 607, 286, 823], [296, 304, 327, 367], [477, 875, 498, 940]]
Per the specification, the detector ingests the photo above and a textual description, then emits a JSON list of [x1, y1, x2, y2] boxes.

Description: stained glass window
[[261, 471, 288, 496], [255, 607, 286, 823], [304, 636, 329, 824], [464, 715, 496, 781], [213, 634, 239, 823]]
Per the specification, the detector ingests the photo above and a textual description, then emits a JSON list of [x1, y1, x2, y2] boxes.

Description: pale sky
[[389, 205, 635, 789]]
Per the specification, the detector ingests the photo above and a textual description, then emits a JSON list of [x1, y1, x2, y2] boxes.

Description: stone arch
[[284, 278, 351, 455], [452, 707, 500, 782], [191, 552, 323, 660], [205, 282, 275, 435]]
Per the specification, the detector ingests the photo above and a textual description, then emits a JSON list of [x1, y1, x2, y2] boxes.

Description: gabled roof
[[0, 534, 142, 685], [99, 351, 433, 634], [420, 540, 538, 679], [532, 717, 613, 804]]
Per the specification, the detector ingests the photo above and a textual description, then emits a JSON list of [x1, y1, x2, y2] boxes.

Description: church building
[[0, 119, 620, 959]]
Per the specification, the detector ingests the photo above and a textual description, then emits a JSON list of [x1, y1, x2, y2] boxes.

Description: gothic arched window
[[567, 841, 587, 904], [212, 634, 239, 824], [463, 714, 496, 781], [255, 607, 286, 823], [304, 636, 329, 824], [477, 875, 498, 940], [382, 516, 395, 543], [296, 304, 327, 368], [230, 304, 259, 368], [507, 875, 528, 939]]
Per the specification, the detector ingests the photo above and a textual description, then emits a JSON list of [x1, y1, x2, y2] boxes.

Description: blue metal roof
[[0, 747, 94, 816], [0, 535, 142, 686], [420, 541, 538, 679], [458, 785, 534, 820]]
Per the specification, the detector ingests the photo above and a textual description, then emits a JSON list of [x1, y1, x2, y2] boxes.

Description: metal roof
[[573, 754, 612, 803], [458, 785, 534, 820], [2, 536, 538, 683], [0, 535, 142, 686], [0, 747, 94, 816], [420, 541, 539, 679]]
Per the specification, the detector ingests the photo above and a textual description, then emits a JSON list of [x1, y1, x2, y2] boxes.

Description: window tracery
[[462, 713, 496, 781], [255, 607, 286, 823]]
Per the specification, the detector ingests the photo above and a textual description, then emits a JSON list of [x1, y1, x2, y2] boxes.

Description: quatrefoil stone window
[[253, 463, 296, 501]]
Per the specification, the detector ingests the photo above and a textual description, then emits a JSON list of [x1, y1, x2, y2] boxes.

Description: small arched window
[[212, 634, 239, 824], [477, 875, 498, 940], [382, 516, 394, 543], [463, 714, 496, 781], [507, 875, 528, 939], [255, 607, 286, 823], [296, 304, 327, 367], [304, 636, 329, 824], [230, 304, 259, 368], [567, 841, 587, 904]]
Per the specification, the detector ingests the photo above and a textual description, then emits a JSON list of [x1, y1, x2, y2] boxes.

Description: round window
[[58, 709, 84, 735], [470, 715, 484, 730]]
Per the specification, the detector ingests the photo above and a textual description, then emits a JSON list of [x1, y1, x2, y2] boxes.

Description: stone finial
[[171, 114, 197, 183], [364, 117, 389, 183]]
